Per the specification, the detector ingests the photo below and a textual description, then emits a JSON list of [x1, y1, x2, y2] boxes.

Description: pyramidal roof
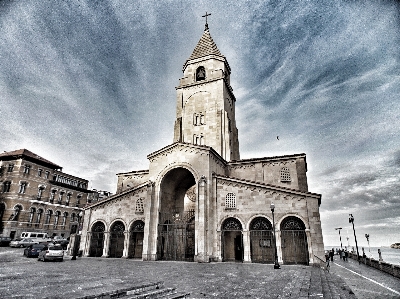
[[185, 28, 225, 66], [0, 148, 62, 169]]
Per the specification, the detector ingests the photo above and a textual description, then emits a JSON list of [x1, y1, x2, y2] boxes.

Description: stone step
[[125, 287, 176, 298]]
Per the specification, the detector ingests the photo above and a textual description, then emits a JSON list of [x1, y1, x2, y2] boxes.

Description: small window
[[7, 164, 14, 172], [38, 169, 42, 176], [135, 198, 144, 213], [18, 182, 27, 194], [280, 167, 291, 182], [23, 165, 31, 174], [45, 171, 50, 179], [196, 66, 206, 81], [37, 186, 45, 199], [193, 112, 205, 126], [3, 181, 11, 192], [225, 193, 236, 209]]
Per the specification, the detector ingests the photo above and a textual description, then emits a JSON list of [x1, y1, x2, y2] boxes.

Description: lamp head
[[270, 202, 275, 211]]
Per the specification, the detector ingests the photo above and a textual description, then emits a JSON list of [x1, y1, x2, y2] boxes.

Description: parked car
[[10, 238, 38, 248], [38, 244, 64, 262], [0, 236, 12, 247], [52, 236, 69, 249], [24, 244, 46, 258]]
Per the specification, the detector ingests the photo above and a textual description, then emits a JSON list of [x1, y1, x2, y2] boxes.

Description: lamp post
[[270, 203, 280, 269], [349, 214, 360, 263], [71, 210, 84, 260], [365, 234, 371, 257], [335, 227, 343, 249]]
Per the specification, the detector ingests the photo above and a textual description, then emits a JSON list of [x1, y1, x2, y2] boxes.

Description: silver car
[[9, 238, 38, 248], [38, 244, 64, 262]]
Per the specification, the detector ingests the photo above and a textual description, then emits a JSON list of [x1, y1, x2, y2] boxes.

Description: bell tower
[[173, 24, 240, 161]]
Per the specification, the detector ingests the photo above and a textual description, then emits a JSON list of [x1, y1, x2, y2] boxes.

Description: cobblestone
[[1, 248, 398, 298]]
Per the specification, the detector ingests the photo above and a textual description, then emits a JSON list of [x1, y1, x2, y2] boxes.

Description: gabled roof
[[184, 29, 225, 70], [0, 149, 62, 170]]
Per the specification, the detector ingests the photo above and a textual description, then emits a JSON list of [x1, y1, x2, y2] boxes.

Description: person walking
[[330, 248, 334, 262]]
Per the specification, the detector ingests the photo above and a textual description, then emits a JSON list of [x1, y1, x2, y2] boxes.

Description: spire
[[186, 28, 224, 62]]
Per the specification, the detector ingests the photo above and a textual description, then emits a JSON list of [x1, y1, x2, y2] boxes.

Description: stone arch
[[280, 216, 309, 265], [108, 220, 125, 258], [221, 217, 243, 262], [128, 220, 145, 258], [249, 216, 274, 264], [8, 204, 23, 221], [89, 221, 106, 257], [157, 166, 197, 261]]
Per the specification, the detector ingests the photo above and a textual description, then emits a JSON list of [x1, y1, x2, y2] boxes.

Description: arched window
[[71, 212, 76, 222], [225, 193, 236, 209], [280, 167, 291, 182], [50, 189, 57, 203], [66, 193, 72, 206], [37, 185, 45, 200], [196, 66, 206, 81], [54, 211, 61, 228], [58, 191, 64, 204], [8, 205, 22, 221], [36, 209, 43, 225], [135, 198, 144, 213], [62, 212, 68, 227], [222, 217, 242, 231], [28, 207, 36, 225], [45, 210, 53, 224]]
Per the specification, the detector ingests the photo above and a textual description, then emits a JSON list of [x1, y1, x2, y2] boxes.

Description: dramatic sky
[[1, 0, 399, 247]]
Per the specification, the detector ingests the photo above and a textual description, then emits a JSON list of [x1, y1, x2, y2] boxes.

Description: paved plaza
[[1, 247, 399, 298]]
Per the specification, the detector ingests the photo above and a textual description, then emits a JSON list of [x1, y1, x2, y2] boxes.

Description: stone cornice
[[229, 153, 306, 166], [116, 169, 149, 176], [147, 142, 227, 166], [214, 174, 321, 200], [84, 181, 149, 210]]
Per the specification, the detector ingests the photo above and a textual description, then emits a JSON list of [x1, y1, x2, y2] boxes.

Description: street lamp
[[349, 214, 360, 263], [335, 227, 343, 249], [365, 234, 371, 257], [270, 203, 280, 269], [71, 210, 84, 260]]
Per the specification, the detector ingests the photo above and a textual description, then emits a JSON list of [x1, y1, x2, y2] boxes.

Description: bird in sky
[[277, 136, 279, 140]]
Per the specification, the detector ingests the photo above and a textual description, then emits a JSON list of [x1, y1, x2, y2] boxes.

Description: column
[[122, 231, 129, 258], [195, 175, 208, 262], [142, 182, 157, 261], [276, 229, 283, 263], [102, 231, 109, 258], [83, 232, 91, 257], [242, 230, 251, 263]]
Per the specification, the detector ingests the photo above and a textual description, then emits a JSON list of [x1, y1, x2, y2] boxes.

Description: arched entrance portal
[[158, 167, 196, 261], [89, 221, 105, 257], [281, 216, 309, 265], [129, 220, 145, 258], [222, 217, 243, 262], [250, 217, 273, 263], [109, 221, 125, 258]]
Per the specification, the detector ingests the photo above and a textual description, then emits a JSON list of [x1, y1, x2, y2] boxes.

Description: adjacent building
[[79, 25, 325, 264], [0, 149, 92, 239]]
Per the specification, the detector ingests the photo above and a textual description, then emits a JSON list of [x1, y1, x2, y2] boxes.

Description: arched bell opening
[[89, 221, 105, 257], [128, 220, 145, 259], [249, 217, 274, 264], [157, 167, 196, 261], [221, 217, 243, 262], [108, 221, 125, 258], [280, 216, 309, 265]]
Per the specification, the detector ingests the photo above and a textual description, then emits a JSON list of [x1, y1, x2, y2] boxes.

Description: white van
[[20, 232, 52, 243]]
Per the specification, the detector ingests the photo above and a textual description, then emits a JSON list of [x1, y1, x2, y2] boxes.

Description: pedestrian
[[344, 249, 348, 261], [339, 249, 343, 260], [330, 248, 334, 262]]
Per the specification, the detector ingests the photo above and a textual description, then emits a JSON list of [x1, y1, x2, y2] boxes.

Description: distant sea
[[324, 246, 400, 266]]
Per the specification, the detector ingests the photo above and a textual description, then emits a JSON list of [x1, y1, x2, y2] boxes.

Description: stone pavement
[[328, 255, 400, 299], [0, 247, 399, 298]]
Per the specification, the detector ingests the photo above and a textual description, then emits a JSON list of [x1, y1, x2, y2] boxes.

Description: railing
[[313, 254, 327, 269], [348, 252, 400, 278]]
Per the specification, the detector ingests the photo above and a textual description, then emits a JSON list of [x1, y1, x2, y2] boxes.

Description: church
[[79, 22, 324, 265]]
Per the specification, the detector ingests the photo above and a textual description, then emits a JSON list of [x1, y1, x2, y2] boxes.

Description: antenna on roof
[[202, 12, 211, 30]]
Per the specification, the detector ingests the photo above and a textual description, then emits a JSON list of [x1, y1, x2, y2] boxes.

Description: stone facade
[[80, 26, 325, 264], [0, 149, 91, 239]]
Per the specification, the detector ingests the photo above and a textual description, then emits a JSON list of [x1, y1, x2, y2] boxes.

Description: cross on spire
[[202, 12, 211, 30]]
